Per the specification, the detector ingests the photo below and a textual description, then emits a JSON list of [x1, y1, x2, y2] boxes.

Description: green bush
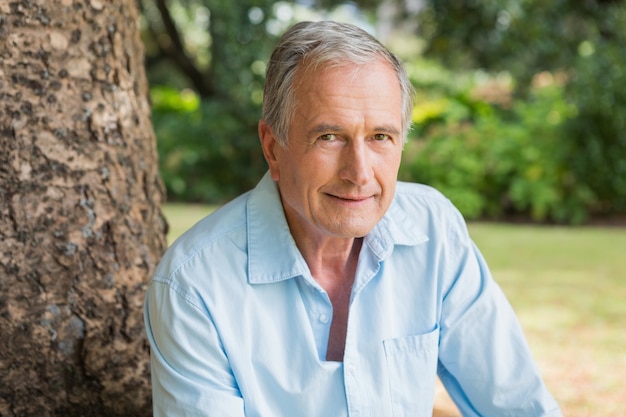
[[565, 35, 626, 214], [410, 0, 626, 222], [400, 83, 595, 224], [152, 86, 267, 203]]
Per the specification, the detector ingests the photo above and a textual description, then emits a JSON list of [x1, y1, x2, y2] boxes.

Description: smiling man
[[144, 21, 562, 417]]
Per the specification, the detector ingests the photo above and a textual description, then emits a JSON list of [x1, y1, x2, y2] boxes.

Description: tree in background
[[139, 0, 278, 202], [0, 0, 166, 415], [414, 0, 626, 216]]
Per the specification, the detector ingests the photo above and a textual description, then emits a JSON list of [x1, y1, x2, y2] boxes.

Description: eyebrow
[[373, 125, 401, 135], [307, 123, 343, 137], [306, 123, 401, 137]]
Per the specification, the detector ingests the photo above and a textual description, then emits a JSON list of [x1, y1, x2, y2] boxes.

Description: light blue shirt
[[145, 172, 562, 417]]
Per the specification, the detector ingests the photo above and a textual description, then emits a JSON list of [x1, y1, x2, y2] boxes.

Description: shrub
[[564, 36, 626, 214], [152, 86, 267, 203], [401, 82, 595, 224]]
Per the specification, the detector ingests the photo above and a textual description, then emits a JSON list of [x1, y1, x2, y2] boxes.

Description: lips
[[336, 195, 370, 201], [326, 192, 376, 203]]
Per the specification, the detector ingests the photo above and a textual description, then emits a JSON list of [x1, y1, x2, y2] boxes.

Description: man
[[144, 21, 562, 416]]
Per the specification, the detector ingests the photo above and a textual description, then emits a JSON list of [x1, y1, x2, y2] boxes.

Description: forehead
[[294, 59, 401, 103], [291, 59, 403, 123]]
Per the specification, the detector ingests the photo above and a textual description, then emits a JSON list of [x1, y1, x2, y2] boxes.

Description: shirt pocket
[[382, 326, 440, 417]]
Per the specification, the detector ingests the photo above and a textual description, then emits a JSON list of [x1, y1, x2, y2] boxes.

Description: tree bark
[[0, 1, 167, 416]]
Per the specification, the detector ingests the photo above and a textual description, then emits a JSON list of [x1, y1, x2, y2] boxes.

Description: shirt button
[[319, 313, 329, 324]]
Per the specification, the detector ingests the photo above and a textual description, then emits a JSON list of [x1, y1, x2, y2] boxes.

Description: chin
[[331, 223, 377, 239]]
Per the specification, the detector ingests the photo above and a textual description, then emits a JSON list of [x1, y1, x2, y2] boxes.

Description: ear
[[258, 119, 281, 181]]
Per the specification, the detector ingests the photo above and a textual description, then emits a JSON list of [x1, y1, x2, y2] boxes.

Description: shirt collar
[[246, 172, 428, 285]]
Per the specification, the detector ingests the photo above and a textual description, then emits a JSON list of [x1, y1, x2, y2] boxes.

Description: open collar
[[246, 173, 428, 285]]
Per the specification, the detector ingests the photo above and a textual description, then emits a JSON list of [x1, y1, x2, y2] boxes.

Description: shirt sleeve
[[144, 277, 245, 417], [436, 211, 562, 416]]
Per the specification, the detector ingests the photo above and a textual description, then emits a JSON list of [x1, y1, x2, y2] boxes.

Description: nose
[[339, 141, 373, 186]]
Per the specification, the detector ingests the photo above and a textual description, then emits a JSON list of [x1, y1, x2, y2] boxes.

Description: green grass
[[162, 205, 626, 416], [469, 223, 626, 416], [468, 223, 626, 328]]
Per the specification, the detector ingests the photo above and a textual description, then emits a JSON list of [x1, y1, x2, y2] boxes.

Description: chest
[[225, 262, 442, 417]]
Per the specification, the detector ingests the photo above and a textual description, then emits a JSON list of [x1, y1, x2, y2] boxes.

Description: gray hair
[[262, 21, 415, 147]]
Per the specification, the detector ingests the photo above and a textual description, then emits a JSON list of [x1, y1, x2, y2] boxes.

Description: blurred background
[[139, 0, 626, 225]]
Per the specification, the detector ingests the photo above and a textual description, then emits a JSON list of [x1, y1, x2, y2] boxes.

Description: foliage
[[400, 68, 595, 224], [412, 0, 626, 217], [142, 0, 279, 201], [563, 7, 626, 213], [418, 0, 605, 88], [152, 86, 267, 202], [141, 0, 276, 98]]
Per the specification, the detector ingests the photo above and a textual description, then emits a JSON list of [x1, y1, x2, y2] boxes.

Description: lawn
[[467, 223, 626, 417], [162, 204, 626, 416]]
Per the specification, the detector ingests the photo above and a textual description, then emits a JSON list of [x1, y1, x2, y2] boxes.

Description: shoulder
[[154, 192, 250, 282], [395, 181, 449, 201], [394, 181, 461, 218], [391, 181, 470, 241]]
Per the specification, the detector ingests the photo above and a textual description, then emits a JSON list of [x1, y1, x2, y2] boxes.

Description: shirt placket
[[343, 354, 363, 417], [342, 254, 383, 417], [297, 276, 334, 361]]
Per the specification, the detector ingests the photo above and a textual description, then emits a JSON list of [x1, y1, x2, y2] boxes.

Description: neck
[[299, 237, 362, 363], [296, 237, 361, 277]]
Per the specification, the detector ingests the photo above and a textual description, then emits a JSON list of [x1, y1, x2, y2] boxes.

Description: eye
[[373, 133, 391, 141], [318, 133, 337, 141]]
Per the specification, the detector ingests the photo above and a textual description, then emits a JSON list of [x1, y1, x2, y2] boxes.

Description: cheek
[[378, 153, 402, 178]]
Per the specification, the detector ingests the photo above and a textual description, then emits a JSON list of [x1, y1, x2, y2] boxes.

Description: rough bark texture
[[0, 0, 167, 415]]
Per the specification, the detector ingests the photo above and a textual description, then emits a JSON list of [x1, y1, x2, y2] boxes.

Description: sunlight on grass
[[161, 205, 626, 416], [468, 222, 626, 416]]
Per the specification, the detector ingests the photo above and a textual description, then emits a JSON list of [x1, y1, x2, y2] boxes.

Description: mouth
[[326, 193, 375, 204]]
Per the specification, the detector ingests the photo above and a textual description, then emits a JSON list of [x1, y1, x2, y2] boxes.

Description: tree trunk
[[0, 1, 167, 416]]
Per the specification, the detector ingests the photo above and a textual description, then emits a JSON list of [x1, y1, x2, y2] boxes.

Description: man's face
[[260, 58, 404, 243]]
